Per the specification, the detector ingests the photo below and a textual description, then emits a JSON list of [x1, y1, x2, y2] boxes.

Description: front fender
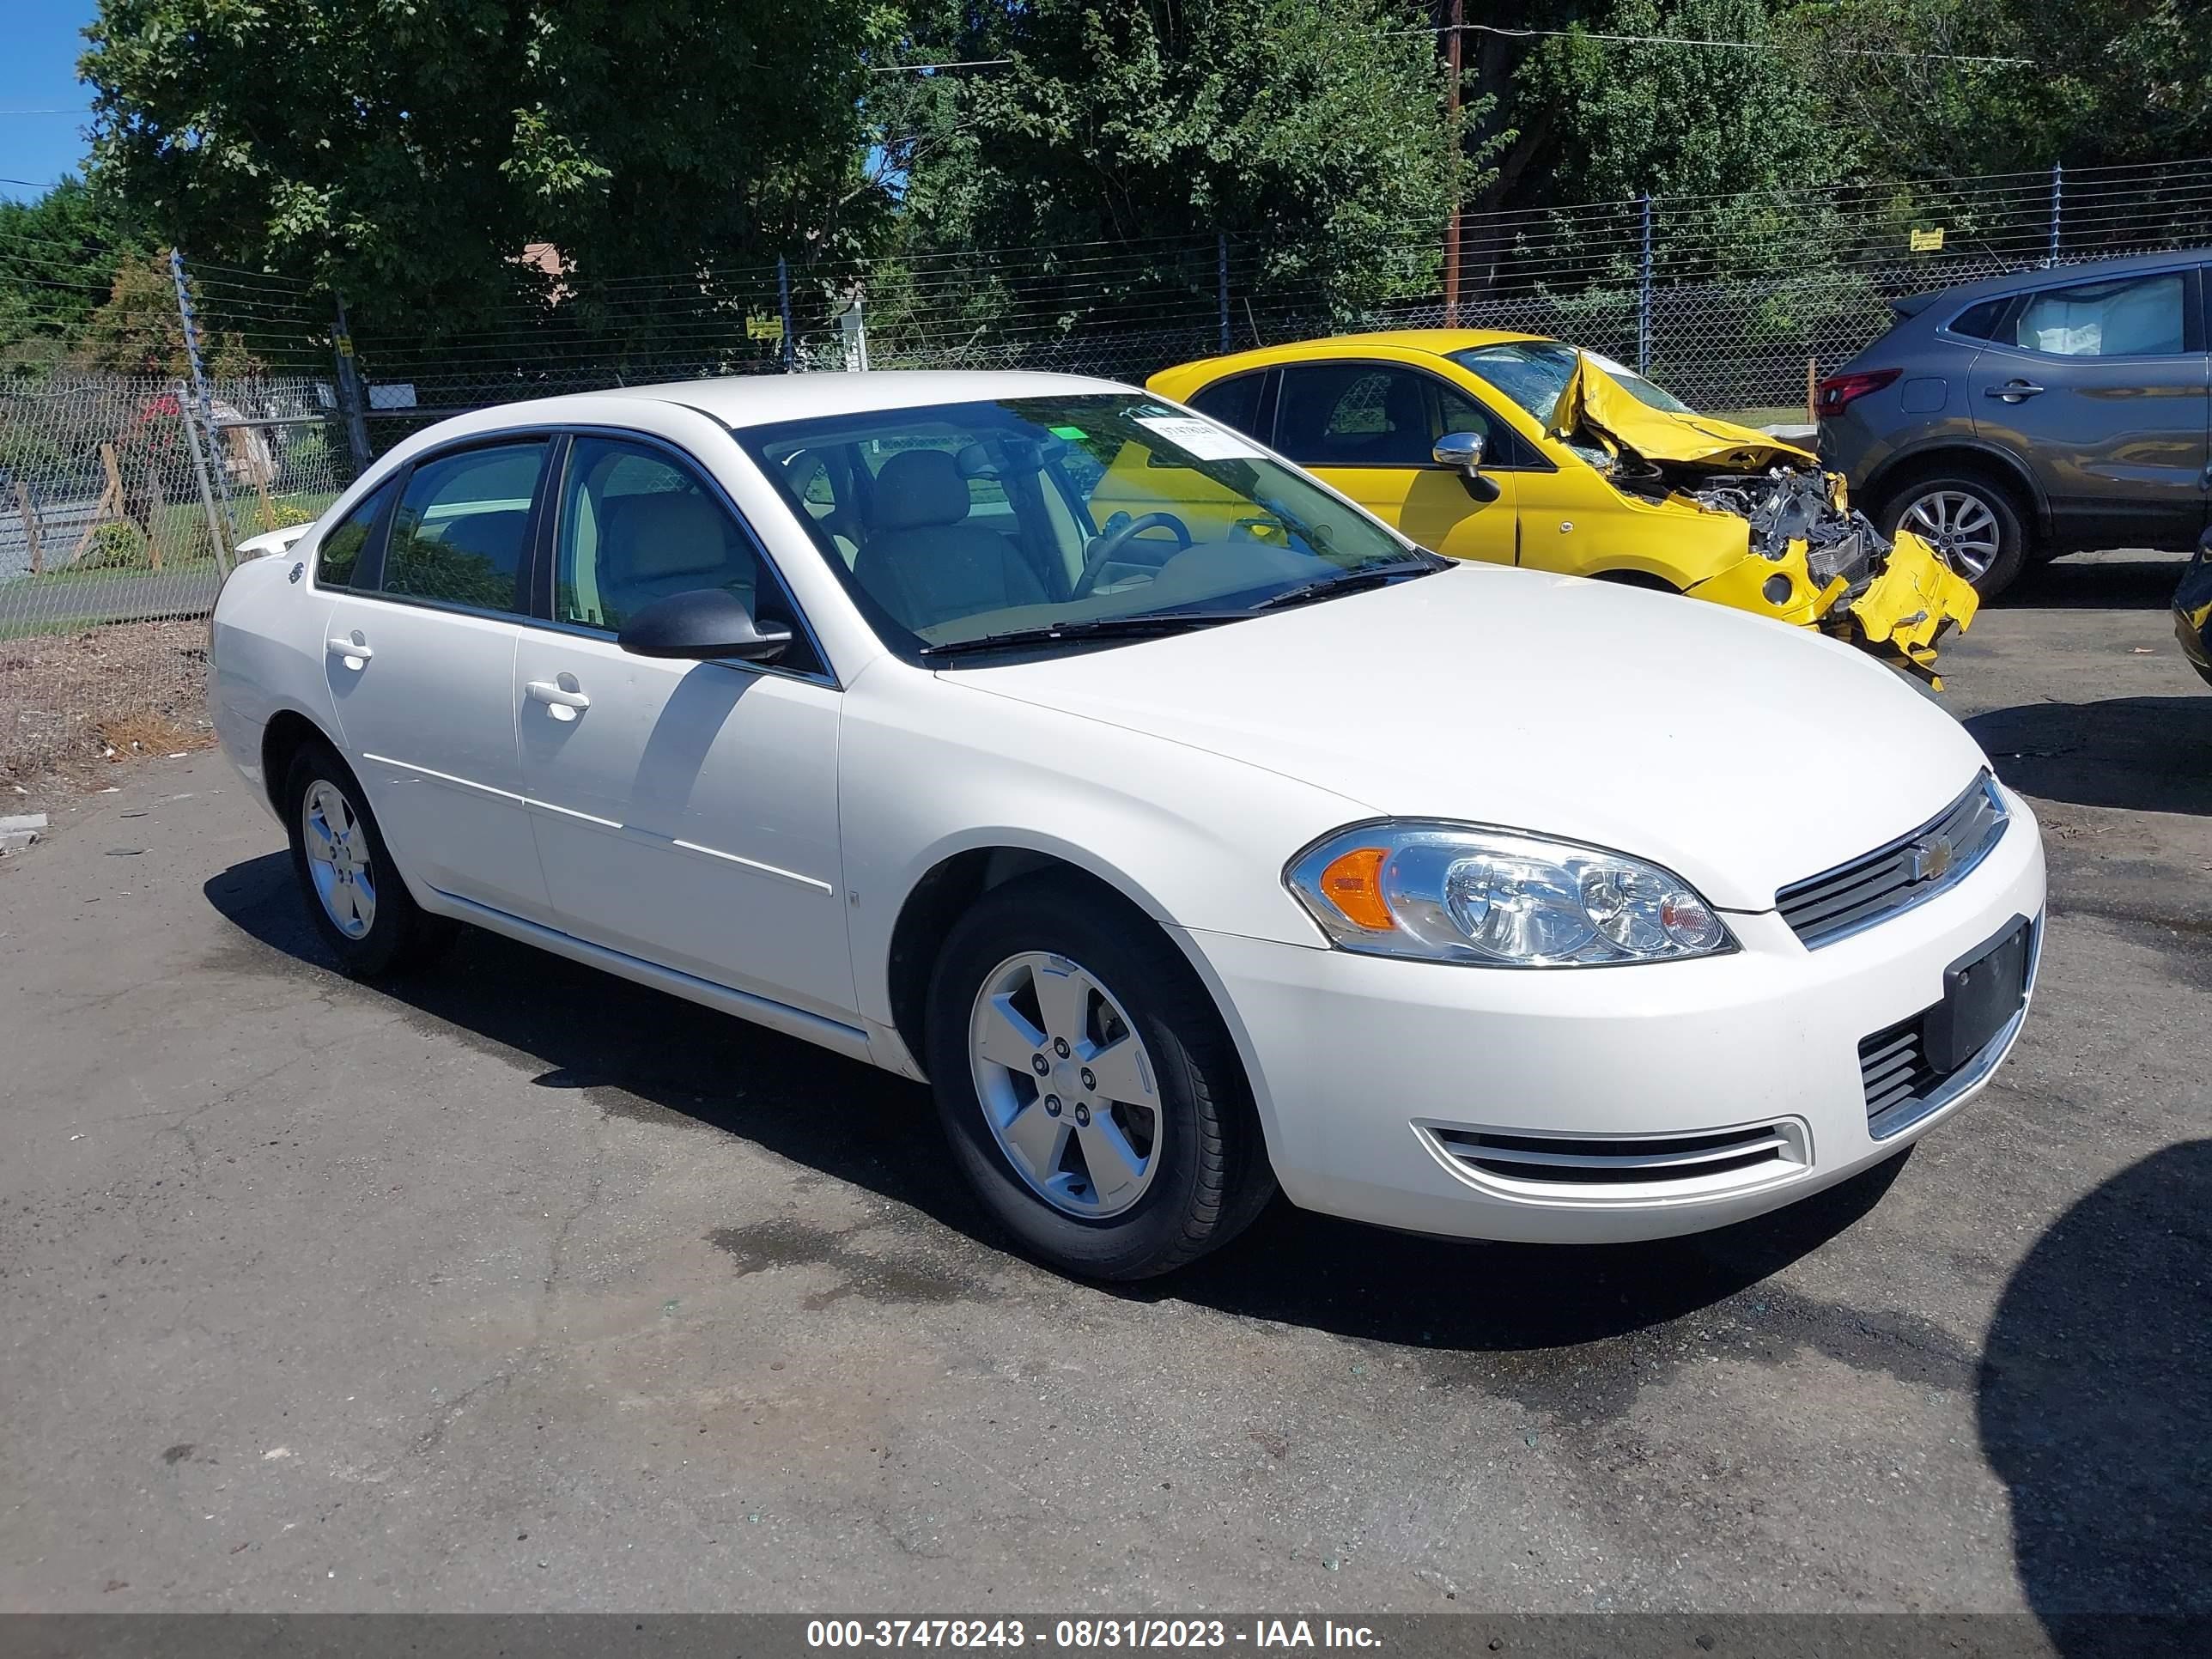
[[836, 667, 1367, 1037]]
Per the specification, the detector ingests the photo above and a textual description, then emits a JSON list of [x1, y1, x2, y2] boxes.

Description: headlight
[[1285, 822, 1734, 967]]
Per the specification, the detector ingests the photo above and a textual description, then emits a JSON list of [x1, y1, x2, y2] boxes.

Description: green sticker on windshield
[[1048, 425, 1087, 441]]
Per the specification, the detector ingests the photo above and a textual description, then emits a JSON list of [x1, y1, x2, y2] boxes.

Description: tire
[[281, 740, 454, 978], [1877, 471, 2030, 599], [924, 872, 1275, 1280]]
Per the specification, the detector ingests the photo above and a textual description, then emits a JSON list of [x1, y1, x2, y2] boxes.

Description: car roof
[[1316, 328, 1549, 353], [1899, 246, 2212, 313], [599, 368, 1131, 428]]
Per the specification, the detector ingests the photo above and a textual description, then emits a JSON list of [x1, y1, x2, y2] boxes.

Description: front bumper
[[1178, 787, 2045, 1245]]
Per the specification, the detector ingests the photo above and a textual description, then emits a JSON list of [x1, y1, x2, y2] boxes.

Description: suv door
[[513, 433, 856, 1024], [319, 438, 554, 922], [1268, 361, 1519, 562], [1967, 267, 2210, 546]]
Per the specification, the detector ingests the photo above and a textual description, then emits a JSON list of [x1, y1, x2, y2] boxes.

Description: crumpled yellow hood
[[1549, 352, 1817, 472]]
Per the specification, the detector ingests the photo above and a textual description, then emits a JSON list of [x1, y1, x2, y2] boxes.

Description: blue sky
[[0, 0, 100, 203]]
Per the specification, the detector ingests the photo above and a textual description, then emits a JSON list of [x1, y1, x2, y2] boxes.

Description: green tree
[[0, 178, 141, 372], [876, 0, 1481, 324], [82, 0, 900, 343]]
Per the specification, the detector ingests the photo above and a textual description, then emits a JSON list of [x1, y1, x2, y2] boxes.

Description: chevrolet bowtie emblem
[[1905, 836, 1954, 884]]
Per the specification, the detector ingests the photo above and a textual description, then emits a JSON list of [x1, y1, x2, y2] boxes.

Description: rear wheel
[[1879, 472, 2029, 599], [925, 874, 1274, 1279], [281, 741, 453, 977]]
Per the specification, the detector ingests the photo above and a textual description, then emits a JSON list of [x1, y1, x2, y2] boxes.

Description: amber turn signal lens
[[1317, 847, 1394, 931]]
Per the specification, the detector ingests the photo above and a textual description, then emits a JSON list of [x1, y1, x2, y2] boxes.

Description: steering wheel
[[1073, 511, 1193, 598]]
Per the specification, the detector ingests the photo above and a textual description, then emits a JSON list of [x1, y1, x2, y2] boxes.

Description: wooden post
[[1807, 356, 1818, 424], [70, 444, 129, 563], [14, 482, 40, 576]]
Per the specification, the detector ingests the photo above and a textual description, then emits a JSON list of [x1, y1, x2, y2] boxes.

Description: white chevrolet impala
[[209, 372, 2045, 1279]]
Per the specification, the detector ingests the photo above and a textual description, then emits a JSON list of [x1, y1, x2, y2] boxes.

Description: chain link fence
[[3, 154, 2207, 787], [0, 373, 351, 784]]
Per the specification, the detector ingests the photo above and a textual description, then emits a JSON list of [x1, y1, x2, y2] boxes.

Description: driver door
[[512, 433, 857, 1023], [1269, 361, 1518, 562]]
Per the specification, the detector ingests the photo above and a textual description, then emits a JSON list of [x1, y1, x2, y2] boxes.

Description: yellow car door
[[1268, 359, 1518, 562]]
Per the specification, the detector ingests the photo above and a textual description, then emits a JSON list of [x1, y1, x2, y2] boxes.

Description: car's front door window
[[552, 436, 821, 675], [1273, 363, 1503, 469], [381, 442, 547, 614]]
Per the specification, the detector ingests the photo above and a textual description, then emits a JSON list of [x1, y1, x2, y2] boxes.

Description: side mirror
[[617, 588, 792, 663], [1433, 430, 1502, 503]]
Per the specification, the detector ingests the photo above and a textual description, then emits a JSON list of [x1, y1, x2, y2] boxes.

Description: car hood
[[1553, 351, 1817, 473], [951, 565, 1990, 911]]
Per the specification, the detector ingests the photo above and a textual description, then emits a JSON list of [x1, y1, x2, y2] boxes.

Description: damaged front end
[[1550, 355, 1978, 685]]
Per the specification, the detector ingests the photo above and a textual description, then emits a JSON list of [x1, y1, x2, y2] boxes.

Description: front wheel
[[925, 874, 1274, 1279], [281, 741, 453, 978]]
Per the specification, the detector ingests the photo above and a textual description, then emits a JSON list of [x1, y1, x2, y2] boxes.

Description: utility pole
[[331, 293, 373, 471], [1442, 0, 1464, 326]]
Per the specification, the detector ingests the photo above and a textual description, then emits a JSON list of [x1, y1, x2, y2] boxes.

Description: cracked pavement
[[0, 549, 2206, 1617]]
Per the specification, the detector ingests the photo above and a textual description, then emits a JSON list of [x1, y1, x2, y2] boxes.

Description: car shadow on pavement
[[1998, 556, 2187, 611], [1978, 1140, 2212, 1644], [1966, 696, 2212, 816], [207, 848, 1901, 1352]]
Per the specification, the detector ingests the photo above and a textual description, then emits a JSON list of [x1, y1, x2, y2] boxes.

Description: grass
[[10, 555, 219, 591]]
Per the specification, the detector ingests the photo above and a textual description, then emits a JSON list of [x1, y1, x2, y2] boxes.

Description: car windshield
[[1453, 341, 1696, 422], [738, 394, 1433, 658]]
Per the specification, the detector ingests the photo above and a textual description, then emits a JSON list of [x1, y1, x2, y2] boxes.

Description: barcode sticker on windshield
[[1135, 416, 1264, 461]]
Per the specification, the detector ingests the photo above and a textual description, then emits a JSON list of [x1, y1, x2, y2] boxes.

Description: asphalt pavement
[[0, 549, 2205, 1619]]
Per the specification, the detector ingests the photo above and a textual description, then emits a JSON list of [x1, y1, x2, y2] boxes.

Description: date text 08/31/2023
[[805, 1620, 1385, 1650]]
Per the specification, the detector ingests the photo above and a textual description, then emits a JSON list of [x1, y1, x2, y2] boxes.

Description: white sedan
[[208, 371, 2045, 1279]]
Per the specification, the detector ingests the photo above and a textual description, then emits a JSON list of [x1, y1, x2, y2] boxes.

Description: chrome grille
[[1427, 1121, 1807, 1192], [1778, 773, 2008, 949]]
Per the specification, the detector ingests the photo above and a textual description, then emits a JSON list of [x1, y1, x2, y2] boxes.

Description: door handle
[[525, 678, 591, 720], [326, 635, 372, 665], [1984, 380, 2045, 402]]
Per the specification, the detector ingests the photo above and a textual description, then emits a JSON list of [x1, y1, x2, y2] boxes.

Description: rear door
[[320, 437, 554, 922], [1267, 360, 1519, 562], [1968, 266, 2209, 545]]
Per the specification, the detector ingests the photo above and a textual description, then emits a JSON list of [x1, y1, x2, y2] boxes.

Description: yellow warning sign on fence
[[1909, 227, 1946, 252], [746, 314, 785, 342]]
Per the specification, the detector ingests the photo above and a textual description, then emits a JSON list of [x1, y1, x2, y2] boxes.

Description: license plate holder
[[1924, 918, 2030, 1074]]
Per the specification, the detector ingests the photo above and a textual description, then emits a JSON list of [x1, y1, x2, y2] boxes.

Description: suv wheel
[[1881, 475, 2028, 599], [925, 873, 1275, 1280]]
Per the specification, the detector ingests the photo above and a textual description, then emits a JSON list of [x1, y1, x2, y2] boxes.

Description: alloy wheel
[[1900, 489, 2002, 581], [967, 951, 1163, 1219], [301, 778, 377, 939]]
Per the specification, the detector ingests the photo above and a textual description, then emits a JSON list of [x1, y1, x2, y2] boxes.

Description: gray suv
[[1818, 250, 2210, 598]]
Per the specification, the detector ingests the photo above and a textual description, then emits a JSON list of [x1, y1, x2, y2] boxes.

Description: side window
[[1274, 363, 1492, 468], [555, 436, 822, 676], [2013, 273, 2185, 357], [1948, 298, 2011, 342], [1187, 374, 1266, 439], [382, 441, 546, 613], [314, 479, 392, 589]]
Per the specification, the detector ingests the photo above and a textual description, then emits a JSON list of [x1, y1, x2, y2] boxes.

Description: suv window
[[1275, 363, 1498, 468], [554, 436, 822, 675], [314, 479, 392, 589], [2013, 272, 2185, 357], [1947, 298, 2011, 341], [382, 441, 546, 613]]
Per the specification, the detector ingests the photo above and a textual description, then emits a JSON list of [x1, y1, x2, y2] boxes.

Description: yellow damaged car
[[1143, 331, 1978, 682]]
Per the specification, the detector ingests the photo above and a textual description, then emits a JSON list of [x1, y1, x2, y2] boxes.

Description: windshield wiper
[[1249, 556, 1448, 613], [915, 611, 1247, 659]]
